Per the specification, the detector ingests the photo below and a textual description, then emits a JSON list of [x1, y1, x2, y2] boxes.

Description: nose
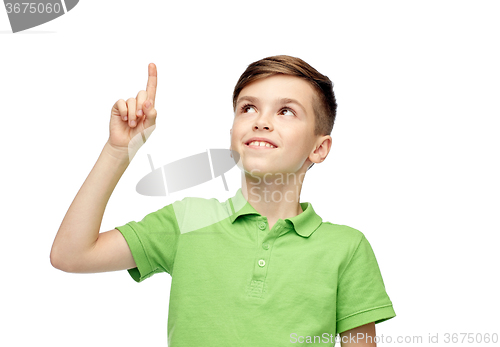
[[253, 111, 274, 131]]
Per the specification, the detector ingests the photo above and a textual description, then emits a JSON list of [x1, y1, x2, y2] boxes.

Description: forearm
[[50, 141, 130, 269], [340, 322, 376, 347]]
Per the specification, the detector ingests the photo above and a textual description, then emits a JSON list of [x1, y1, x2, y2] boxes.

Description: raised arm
[[50, 63, 158, 273]]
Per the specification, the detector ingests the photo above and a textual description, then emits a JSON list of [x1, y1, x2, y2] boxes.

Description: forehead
[[237, 75, 316, 111]]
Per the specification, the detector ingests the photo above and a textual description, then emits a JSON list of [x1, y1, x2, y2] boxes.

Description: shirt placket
[[246, 217, 284, 299]]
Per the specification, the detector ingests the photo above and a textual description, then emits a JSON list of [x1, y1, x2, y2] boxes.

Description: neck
[[240, 170, 305, 224]]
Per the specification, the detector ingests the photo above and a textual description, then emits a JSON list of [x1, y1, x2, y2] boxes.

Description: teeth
[[248, 141, 276, 148]]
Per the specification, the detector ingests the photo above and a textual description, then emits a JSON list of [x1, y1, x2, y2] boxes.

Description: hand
[[108, 63, 158, 160]]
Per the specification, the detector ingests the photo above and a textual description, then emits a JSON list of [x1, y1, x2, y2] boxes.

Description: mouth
[[245, 141, 278, 150]]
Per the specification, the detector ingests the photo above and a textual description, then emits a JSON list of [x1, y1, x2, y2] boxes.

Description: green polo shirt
[[115, 188, 395, 346]]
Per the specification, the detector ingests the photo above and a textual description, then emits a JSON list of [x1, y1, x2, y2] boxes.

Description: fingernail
[[145, 101, 151, 109], [124, 115, 128, 121], [131, 120, 136, 127], [137, 109, 143, 116]]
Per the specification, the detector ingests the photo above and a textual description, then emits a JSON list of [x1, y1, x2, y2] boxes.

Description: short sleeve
[[336, 234, 396, 334], [115, 203, 180, 283]]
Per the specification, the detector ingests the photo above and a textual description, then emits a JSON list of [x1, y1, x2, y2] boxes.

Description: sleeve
[[115, 203, 181, 283], [336, 234, 396, 334]]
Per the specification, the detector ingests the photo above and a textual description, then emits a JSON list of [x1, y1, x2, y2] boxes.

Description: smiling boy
[[231, 72, 329, 231], [51, 56, 395, 346]]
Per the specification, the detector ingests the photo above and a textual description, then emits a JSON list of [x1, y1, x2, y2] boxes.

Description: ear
[[310, 135, 332, 164]]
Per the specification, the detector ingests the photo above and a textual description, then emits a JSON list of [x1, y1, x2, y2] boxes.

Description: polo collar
[[228, 188, 323, 238]]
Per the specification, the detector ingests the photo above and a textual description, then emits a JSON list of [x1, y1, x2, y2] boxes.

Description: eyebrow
[[236, 96, 307, 115]]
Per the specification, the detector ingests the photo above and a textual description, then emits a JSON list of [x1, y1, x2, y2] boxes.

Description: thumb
[[141, 99, 157, 141], [142, 99, 157, 130]]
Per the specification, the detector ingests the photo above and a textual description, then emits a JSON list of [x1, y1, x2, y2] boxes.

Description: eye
[[280, 107, 295, 116], [239, 103, 296, 116], [240, 103, 256, 113]]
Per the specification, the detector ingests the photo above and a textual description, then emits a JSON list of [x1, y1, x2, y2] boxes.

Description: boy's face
[[230, 74, 331, 177]]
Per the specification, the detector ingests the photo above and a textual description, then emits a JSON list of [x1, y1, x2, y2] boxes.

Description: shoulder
[[318, 222, 366, 253], [319, 223, 381, 280], [171, 195, 232, 234], [320, 221, 365, 241]]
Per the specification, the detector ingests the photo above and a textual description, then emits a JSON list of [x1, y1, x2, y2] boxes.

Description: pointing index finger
[[146, 63, 157, 106]]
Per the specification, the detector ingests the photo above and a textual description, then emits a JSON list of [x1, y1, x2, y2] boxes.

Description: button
[[258, 222, 266, 230], [262, 243, 269, 250], [258, 259, 266, 267]]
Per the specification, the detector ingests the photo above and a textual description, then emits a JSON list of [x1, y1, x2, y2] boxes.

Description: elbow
[[50, 238, 64, 270], [50, 249, 73, 273], [50, 238, 92, 273], [50, 250, 64, 271]]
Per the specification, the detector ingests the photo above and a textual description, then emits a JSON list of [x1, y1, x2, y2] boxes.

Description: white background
[[1, 1, 499, 346]]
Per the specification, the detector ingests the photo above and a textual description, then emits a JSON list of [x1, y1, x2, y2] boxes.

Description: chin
[[238, 159, 271, 175]]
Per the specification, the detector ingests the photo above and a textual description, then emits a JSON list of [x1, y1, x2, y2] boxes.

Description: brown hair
[[232, 55, 337, 138]]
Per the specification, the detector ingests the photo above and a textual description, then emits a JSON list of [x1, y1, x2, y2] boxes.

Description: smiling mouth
[[245, 143, 278, 149]]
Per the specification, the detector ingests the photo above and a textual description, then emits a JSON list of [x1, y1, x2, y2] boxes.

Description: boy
[[50, 56, 395, 346]]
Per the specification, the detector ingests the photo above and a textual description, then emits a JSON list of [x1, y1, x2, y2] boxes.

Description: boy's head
[[230, 55, 337, 175]]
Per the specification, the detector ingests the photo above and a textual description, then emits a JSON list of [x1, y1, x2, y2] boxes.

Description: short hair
[[232, 55, 337, 170]]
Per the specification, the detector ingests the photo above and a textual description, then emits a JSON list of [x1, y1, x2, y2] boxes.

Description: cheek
[[231, 124, 245, 140], [230, 132, 241, 148]]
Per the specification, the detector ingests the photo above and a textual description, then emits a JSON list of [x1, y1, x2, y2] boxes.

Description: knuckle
[[136, 90, 146, 99], [114, 99, 124, 109]]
